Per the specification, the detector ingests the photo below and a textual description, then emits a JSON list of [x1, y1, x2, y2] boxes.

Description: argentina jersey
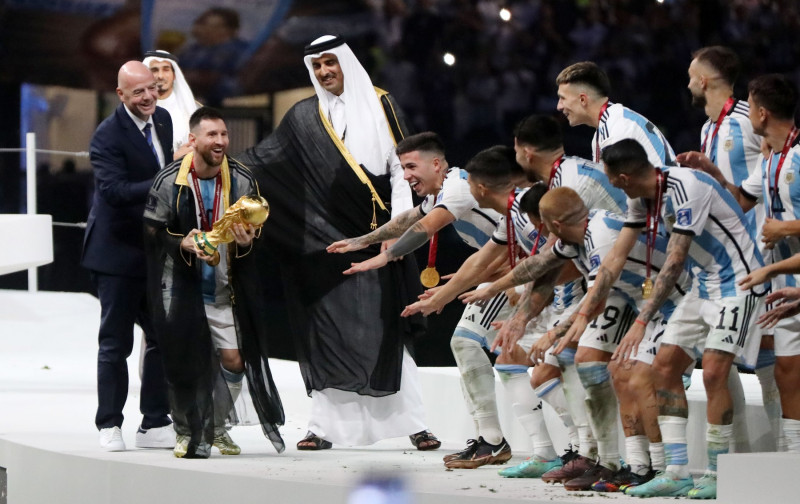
[[626, 167, 765, 299], [554, 209, 689, 318], [595, 102, 677, 166], [553, 156, 628, 214], [700, 99, 763, 246], [491, 187, 546, 255], [420, 167, 500, 249], [700, 100, 761, 186], [741, 140, 800, 288]]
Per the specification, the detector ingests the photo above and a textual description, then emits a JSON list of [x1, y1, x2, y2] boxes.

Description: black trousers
[[92, 272, 170, 430]]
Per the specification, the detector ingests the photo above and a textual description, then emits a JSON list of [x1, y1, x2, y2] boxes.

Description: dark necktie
[[143, 123, 159, 161]]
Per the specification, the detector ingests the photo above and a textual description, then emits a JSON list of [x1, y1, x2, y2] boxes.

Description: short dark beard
[[200, 150, 224, 168], [690, 92, 706, 109]]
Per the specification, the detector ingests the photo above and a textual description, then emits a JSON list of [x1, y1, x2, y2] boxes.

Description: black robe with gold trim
[[237, 91, 424, 397]]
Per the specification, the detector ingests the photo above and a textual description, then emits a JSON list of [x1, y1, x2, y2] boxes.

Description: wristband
[[634, 319, 647, 327], [578, 312, 590, 318]]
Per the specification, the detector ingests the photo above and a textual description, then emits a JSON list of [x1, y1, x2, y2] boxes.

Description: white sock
[[459, 377, 480, 438], [784, 418, 800, 453], [755, 362, 783, 450], [707, 423, 732, 472], [498, 368, 556, 459], [659, 415, 689, 478], [557, 349, 596, 459], [649, 441, 666, 472], [728, 367, 751, 453], [451, 336, 502, 444], [535, 376, 580, 450], [625, 435, 650, 475], [578, 361, 619, 470]]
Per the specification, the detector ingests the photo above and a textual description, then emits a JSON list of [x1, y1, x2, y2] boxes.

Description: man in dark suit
[[82, 61, 174, 451]]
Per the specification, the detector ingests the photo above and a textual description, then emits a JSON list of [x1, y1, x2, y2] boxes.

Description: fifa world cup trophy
[[193, 194, 269, 266]]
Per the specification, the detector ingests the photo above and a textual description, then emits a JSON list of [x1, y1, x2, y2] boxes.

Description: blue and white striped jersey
[[554, 209, 689, 318], [699, 99, 763, 248], [741, 138, 800, 287], [595, 102, 677, 166], [552, 156, 628, 214], [491, 187, 546, 255], [625, 167, 765, 299], [420, 167, 500, 250], [700, 99, 761, 186]]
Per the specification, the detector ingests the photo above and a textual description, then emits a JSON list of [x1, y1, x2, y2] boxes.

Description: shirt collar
[[123, 104, 154, 131]]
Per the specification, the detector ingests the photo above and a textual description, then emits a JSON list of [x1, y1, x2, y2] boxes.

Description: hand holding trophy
[[193, 194, 269, 266]]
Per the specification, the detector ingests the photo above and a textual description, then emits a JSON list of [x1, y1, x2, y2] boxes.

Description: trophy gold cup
[[193, 195, 269, 266]]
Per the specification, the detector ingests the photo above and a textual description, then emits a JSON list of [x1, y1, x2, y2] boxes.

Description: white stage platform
[[0, 289, 797, 504]]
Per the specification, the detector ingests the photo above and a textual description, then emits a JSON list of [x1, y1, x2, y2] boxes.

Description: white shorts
[[455, 285, 556, 364], [661, 291, 763, 369], [767, 276, 800, 356], [521, 303, 580, 367], [204, 302, 238, 350], [578, 293, 637, 354], [632, 314, 669, 366]]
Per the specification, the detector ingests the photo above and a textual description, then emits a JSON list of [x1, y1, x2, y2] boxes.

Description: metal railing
[[0, 133, 89, 292]]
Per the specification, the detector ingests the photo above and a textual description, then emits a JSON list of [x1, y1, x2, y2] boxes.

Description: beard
[[690, 92, 707, 109], [199, 149, 224, 167]]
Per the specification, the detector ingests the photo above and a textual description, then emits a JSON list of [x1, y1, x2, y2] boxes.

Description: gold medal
[[420, 267, 440, 288], [642, 277, 653, 299]]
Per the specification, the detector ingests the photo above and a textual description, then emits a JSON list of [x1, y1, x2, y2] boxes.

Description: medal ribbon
[[426, 232, 438, 270], [594, 100, 610, 162], [645, 168, 665, 285], [767, 125, 799, 218], [701, 97, 735, 155], [506, 190, 519, 267], [189, 163, 222, 231]]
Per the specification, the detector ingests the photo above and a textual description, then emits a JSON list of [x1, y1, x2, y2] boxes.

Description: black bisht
[[144, 166, 285, 456], [236, 92, 425, 397]]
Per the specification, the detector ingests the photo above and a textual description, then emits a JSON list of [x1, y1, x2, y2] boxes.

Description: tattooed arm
[[635, 232, 691, 324], [559, 225, 641, 348], [612, 231, 691, 361], [342, 207, 456, 274], [459, 247, 566, 304], [328, 206, 423, 253]]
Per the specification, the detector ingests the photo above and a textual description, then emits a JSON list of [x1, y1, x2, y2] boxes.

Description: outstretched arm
[[328, 206, 423, 254], [341, 207, 456, 274], [677, 151, 755, 213], [402, 241, 505, 317], [459, 248, 566, 304]]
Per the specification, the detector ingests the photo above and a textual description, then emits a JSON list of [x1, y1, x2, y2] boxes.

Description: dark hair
[[189, 106, 225, 130], [396, 131, 445, 158], [519, 182, 548, 220], [601, 139, 651, 176], [556, 61, 611, 97], [748, 74, 799, 121], [692, 46, 740, 86], [514, 115, 563, 150], [464, 145, 523, 188]]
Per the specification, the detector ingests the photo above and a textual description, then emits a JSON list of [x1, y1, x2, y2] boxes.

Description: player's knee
[[701, 362, 729, 392], [577, 361, 610, 389], [220, 350, 244, 374]]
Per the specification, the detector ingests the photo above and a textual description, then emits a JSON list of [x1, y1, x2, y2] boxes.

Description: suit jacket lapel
[[153, 108, 174, 162]]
